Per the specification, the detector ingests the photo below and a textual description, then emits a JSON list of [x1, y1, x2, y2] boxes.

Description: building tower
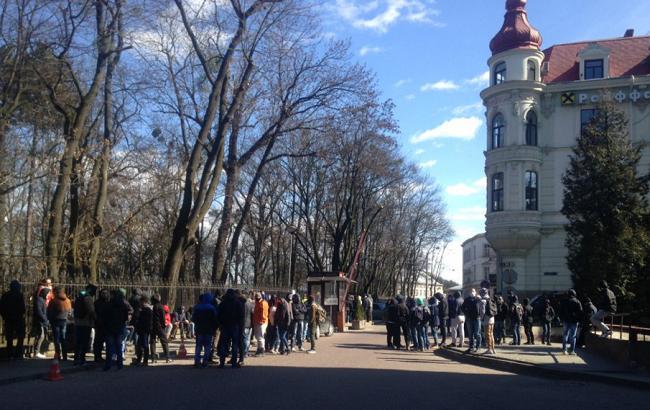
[[482, 0, 544, 295]]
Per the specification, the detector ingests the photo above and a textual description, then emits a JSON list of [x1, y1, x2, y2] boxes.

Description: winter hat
[[118, 288, 127, 297], [479, 288, 489, 297], [568, 289, 576, 297], [416, 298, 423, 306]]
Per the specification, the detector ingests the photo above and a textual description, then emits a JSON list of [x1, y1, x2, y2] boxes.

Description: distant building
[[461, 234, 498, 295], [482, 0, 650, 296]]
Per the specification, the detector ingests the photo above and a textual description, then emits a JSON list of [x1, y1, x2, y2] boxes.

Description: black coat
[[33, 295, 49, 326], [242, 298, 254, 329], [103, 296, 133, 334], [462, 296, 480, 320], [74, 294, 96, 326], [136, 305, 153, 334], [598, 288, 617, 313], [217, 293, 244, 328], [437, 298, 449, 320], [152, 302, 166, 332], [560, 297, 583, 324], [396, 302, 409, 325], [0, 289, 25, 323], [94, 297, 110, 332], [495, 302, 509, 321]]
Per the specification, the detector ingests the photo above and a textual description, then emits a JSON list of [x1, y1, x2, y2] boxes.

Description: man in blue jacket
[[193, 293, 218, 368]]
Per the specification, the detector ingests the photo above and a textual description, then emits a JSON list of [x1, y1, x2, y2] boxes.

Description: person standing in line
[[396, 295, 410, 349], [494, 295, 508, 345], [276, 294, 293, 355], [0, 280, 26, 359], [47, 287, 72, 361], [192, 293, 218, 368], [73, 284, 97, 365], [150, 294, 172, 364], [407, 297, 421, 351], [417, 298, 430, 351], [428, 297, 440, 348], [541, 299, 555, 346], [306, 295, 319, 354], [93, 289, 110, 362], [481, 289, 497, 355], [522, 298, 535, 345], [253, 292, 269, 357], [134, 294, 153, 366], [449, 291, 465, 348], [591, 280, 617, 338], [32, 287, 50, 359], [509, 296, 523, 346], [560, 289, 583, 355], [383, 299, 395, 349], [577, 297, 597, 348], [434, 293, 448, 347], [462, 289, 481, 353], [239, 292, 254, 365], [102, 289, 133, 371], [217, 289, 244, 368], [290, 294, 306, 351]]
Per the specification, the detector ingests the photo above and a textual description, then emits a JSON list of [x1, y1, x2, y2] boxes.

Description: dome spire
[[490, 0, 542, 55]]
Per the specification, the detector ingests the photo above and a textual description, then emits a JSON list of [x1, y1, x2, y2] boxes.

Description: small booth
[[307, 271, 355, 333]]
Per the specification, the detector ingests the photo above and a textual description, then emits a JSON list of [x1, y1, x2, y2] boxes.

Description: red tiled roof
[[542, 36, 650, 84]]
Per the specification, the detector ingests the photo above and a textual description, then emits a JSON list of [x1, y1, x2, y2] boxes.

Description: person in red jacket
[[252, 293, 269, 357]]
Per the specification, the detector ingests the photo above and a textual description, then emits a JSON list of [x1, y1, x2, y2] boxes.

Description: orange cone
[[46, 358, 64, 382], [178, 338, 188, 359]]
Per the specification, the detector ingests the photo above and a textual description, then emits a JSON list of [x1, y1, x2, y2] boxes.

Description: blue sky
[[320, 0, 650, 283]]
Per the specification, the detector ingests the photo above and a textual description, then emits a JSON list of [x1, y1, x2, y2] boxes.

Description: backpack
[[422, 306, 432, 323], [513, 303, 523, 321], [315, 303, 327, 324], [487, 299, 498, 317], [414, 306, 424, 322]]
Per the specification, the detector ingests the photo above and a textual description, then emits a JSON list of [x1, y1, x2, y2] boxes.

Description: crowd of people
[[0, 279, 329, 369], [381, 281, 617, 356]]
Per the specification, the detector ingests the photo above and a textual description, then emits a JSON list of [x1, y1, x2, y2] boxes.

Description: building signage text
[[561, 89, 650, 106]]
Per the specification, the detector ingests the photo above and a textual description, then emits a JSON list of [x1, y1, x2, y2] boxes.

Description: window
[[525, 111, 537, 146], [527, 60, 537, 81], [494, 62, 506, 85], [584, 59, 604, 80], [491, 114, 504, 149], [580, 109, 598, 135], [525, 171, 538, 211], [484, 267, 490, 280], [492, 173, 504, 212]]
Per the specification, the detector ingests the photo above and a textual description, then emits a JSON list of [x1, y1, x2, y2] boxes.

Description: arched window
[[525, 171, 538, 211], [525, 111, 537, 146], [494, 62, 506, 85], [527, 60, 537, 81], [492, 173, 504, 212], [492, 114, 505, 149]]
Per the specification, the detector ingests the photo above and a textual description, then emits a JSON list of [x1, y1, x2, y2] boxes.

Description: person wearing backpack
[[434, 293, 448, 347], [522, 298, 535, 345], [494, 295, 508, 345], [481, 289, 496, 355], [591, 280, 616, 338], [428, 297, 440, 348], [306, 295, 319, 354], [395, 295, 410, 349], [449, 291, 465, 348], [541, 299, 555, 346], [560, 289, 583, 355], [509, 296, 523, 346]]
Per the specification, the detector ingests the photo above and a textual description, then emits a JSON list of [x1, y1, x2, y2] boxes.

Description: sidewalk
[[436, 342, 650, 390], [0, 338, 192, 386]]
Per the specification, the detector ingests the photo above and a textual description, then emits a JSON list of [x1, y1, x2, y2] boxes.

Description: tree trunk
[[211, 163, 239, 283]]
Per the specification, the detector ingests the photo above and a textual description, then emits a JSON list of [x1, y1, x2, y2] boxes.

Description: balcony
[[486, 211, 541, 254]]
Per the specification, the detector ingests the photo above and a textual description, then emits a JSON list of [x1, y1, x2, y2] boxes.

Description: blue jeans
[[218, 325, 240, 364], [468, 318, 481, 349], [562, 322, 578, 352], [291, 320, 304, 348], [512, 322, 521, 345], [136, 332, 150, 364], [104, 326, 128, 370], [278, 327, 290, 353], [409, 325, 420, 349], [417, 325, 429, 349], [195, 334, 213, 366], [429, 322, 439, 345], [542, 322, 552, 344], [52, 321, 67, 359], [495, 319, 505, 343]]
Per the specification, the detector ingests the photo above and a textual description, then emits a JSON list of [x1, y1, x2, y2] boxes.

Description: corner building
[[482, 0, 650, 296]]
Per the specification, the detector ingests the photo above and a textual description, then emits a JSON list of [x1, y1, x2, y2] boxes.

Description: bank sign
[[561, 89, 650, 106]]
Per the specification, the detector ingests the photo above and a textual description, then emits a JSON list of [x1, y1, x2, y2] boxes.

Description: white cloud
[[419, 160, 437, 168], [465, 70, 490, 87], [449, 206, 487, 222], [394, 78, 411, 88], [446, 177, 486, 197], [421, 80, 459, 92], [333, 0, 442, 34], [452, 102, 484, 116], [411, 117, 483, 143], [404, 94, 416, 100], [359, 45, 384, 56], [414, 148, 425, 155]]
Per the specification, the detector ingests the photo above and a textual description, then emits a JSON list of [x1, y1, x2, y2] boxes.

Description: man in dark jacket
[[73, 284, 97, 365], [102, 289, 133, 370], [522, 298, 535, 345], [32, 287, 50, 358], [193, 293, 218, 368], [462, 289, 481, 353], [591, 280, 616, 338], [150, 293, 171, 363], [0, 280, 26, 359], [434, 293, 448, 347], [290, 294, 306, 351], [395, 295, 410, 349], [217, 289, 244, 368], [93, 289, 110, 362], [560, 289, 583, 355], [275, 295, 293, 355], [134, 294, 153, 366], [494, 295, 509, 345]]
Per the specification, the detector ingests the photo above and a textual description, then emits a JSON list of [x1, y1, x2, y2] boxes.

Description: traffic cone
[[46, 358, 64, 382], [178, 337, 188, 359]]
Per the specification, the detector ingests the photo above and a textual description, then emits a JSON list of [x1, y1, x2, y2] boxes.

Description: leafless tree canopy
[[0, 0, 452, 303]]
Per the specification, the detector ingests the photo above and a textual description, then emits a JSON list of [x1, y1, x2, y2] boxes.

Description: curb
[[0, 362, 98, 387], [435, 347, 650, 391]]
